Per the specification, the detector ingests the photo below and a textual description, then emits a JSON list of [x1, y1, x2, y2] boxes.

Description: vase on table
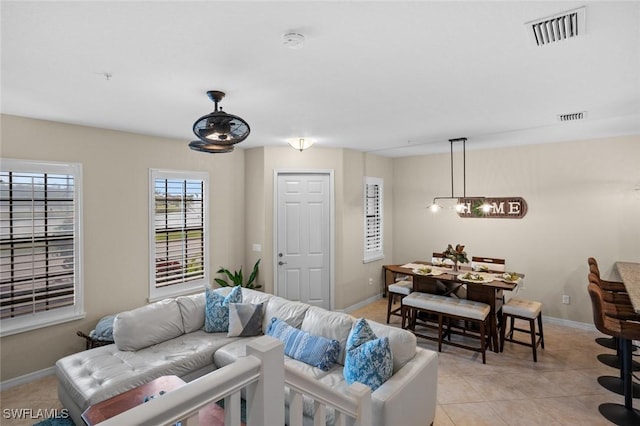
[[452, 261, 459, 273]]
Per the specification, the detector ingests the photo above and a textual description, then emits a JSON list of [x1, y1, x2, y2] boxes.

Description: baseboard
[[543, 315, 596, 332], [0, 366, 55, 392], [340, 293, 382, 314]]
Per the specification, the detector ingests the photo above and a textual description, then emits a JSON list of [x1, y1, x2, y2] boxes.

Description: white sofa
[[56, 288, 438, 426]]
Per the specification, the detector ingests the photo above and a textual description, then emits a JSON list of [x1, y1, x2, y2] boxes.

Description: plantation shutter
[[0, 162, 82, 329], [363, 177, 384, 263], [152, 173, 206, 289]]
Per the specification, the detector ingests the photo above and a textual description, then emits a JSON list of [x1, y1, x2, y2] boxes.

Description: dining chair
[[499, 297, 544, 362], [471, 256, 506, 272], [387, 279, 413, 323], [588, 282, 640, 424]]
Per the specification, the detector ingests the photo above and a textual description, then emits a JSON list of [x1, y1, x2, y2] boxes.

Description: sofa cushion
[[266, 317, 340, 371], [239, 288, 274, 305], [56, 330, 238, 410], [366, 319, 417, 373], [113, 299, 184, 351], [177, 293, 206, 333], [228, 303, 264, 337], [301, 307, 353, 365], [262, 296, 310, 332], [344, 318, 393, 391], [205, 286, 242, 332]]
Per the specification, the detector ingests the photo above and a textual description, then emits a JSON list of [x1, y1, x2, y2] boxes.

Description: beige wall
[[2, 113, 637, 382], [0, 114, 246, 381], [392, 135, 640, 324], [245, 147, 394, 310]]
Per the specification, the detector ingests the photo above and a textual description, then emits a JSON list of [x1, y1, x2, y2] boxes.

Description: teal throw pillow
[[343, 318, 393, 391], [204, 286, 242, 332], [266, 317, 340, 371], [228, 303, 264, 337]]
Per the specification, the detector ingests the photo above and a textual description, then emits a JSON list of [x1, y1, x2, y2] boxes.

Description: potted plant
[[443, 244, 468, 272], [215, 258, 262, 289]]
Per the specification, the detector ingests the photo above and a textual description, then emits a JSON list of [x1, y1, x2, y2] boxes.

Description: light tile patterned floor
[[351, 298, 626, 425], [0, 298, 628, 425]]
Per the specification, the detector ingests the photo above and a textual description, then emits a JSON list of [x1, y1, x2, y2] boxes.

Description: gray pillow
[[227, 303, 264, 337]]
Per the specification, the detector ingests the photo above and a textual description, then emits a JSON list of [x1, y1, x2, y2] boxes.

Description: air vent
[[526, 6, 586, 46], [557, 111, 587, 122]]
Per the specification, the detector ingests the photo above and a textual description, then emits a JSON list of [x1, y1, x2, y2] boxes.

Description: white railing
[[285, 366, 371, 426], [95, 335, 372, 426]]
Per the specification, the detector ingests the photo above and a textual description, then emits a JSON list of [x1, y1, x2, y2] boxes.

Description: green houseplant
[[443, 244, 468, 272], [215, 258, 262, 289]]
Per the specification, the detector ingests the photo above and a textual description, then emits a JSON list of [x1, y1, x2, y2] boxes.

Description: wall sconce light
[[288, 138, 315, 152]]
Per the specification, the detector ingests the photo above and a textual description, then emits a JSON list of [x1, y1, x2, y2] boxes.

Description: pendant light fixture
[[190, 90, 250, 153], [427, 138, 490, 213]]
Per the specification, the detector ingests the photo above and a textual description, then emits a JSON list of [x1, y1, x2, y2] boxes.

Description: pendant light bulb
[[429, 203, 441, 213]]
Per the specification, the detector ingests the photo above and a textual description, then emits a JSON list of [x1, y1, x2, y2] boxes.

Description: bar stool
[[589, 273, 640, 371], [386, 280, 412, 323], [589, 273, 640, 397], [588, 257, 629, 349], [499, 297, 544, 362], [588, 282, 640, 425]]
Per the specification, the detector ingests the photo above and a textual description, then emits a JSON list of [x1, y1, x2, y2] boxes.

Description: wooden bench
[[401, 292, 491, 363]]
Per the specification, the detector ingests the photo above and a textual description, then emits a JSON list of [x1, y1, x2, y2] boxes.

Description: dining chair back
[[432, 252, 454, 266], [471, 256, 506, 272]]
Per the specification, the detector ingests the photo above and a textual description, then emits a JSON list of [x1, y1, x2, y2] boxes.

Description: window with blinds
[[363, 176, 384, 263], [150, 170, 208, 301], [0, 159, 84, 336]]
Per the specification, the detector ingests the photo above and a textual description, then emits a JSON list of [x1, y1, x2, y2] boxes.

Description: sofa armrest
[[371, 347, 438, 426]]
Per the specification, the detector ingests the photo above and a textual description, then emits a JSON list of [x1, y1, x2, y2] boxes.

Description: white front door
[[275, 172, 332, 309]]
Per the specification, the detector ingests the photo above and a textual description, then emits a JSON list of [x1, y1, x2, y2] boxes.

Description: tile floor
[[0, 297, 630, 425]]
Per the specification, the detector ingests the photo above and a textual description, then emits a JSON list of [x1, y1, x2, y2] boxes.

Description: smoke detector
[[526, 6, 586, 46], [283, 32, 305, 49]]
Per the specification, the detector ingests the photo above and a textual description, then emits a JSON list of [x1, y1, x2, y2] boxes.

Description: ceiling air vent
[[526, 6, 586, 46], [557, 111, 587, 122]]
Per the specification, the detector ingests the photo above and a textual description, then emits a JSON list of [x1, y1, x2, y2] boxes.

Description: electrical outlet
[[562, 295, 570, 304], [368, 278, 373, 286]]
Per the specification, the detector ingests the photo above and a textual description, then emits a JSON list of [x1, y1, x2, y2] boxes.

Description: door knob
[[278, 261, 287, 266]]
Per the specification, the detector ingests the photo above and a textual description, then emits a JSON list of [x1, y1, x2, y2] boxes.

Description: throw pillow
[[344, 318, 393, 391], [204, 286, 242, 333], [228, 303, 264, 337], [89, 314, 116, 341], [266, 317, 340, 371]]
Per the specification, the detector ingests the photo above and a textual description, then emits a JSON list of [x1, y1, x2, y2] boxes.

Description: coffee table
[[81, 375, 237, 426]]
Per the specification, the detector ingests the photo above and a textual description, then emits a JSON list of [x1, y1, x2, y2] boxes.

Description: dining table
[[383, 261, 524, 353], [615, 261, 640, 314]]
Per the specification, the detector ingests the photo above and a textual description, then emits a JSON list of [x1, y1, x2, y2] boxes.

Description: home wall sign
[[457, 197, 528, 219]]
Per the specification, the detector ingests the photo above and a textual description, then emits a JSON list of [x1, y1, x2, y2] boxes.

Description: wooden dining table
[[383, 261, 523, 353], [616, 261, 640, 313]]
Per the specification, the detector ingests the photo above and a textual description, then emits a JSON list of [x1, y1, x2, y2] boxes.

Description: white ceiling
[[2, 1, 639, 157]]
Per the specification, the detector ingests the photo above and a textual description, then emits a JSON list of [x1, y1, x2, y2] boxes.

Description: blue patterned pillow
[[266, 317, 340, 371], [344, 318, 393, 391], [204, 286, 242, 332]]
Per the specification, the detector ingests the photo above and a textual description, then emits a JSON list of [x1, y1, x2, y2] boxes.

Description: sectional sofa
[[56, 287, 438, 426]]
